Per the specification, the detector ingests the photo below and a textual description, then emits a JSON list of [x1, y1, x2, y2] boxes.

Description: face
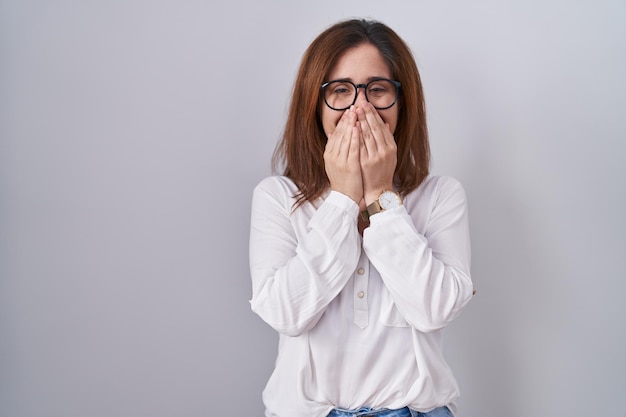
[[321, 43, 399, 138]]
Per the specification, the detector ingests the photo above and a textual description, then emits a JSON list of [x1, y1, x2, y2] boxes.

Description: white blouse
[[249, 175, 473, 417]]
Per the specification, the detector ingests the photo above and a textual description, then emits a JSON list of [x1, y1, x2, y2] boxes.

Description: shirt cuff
[[323, 191, 360, 219], [368, 205, 405, 225]]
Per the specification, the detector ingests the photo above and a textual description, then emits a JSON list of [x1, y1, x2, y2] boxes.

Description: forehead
[[328, 43, 391, 80]]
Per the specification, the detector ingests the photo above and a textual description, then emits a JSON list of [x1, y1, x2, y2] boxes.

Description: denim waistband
[[327, 407, 412, 417]]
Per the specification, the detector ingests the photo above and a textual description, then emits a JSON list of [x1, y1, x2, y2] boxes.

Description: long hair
[[273, 19, 430, 207]]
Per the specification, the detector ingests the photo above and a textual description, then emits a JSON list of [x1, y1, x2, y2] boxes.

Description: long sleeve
[[249, 177, 362, 337], [362, 176, 473, 333]]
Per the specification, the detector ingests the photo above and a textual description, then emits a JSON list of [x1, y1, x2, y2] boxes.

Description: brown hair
[[273, 19, 430, 207]]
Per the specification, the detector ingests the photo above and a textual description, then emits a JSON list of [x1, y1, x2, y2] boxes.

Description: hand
[[356, 101, 397, 205], [323, 106, 363, 204]]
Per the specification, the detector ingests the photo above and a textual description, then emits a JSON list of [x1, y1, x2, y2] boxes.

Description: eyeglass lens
[[323, 79, 398, 110]]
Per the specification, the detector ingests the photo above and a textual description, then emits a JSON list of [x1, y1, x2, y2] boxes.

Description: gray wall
[[1, 1, 624, 416]]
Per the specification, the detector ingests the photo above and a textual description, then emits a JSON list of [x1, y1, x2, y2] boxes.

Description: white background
[[1, 1, 625, 416]]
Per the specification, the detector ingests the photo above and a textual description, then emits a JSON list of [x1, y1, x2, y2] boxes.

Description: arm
[[362, 177, 473, 333], [249, 178, 361, 336]]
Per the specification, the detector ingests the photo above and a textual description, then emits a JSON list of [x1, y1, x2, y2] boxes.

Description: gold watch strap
[[366, 200, 383, 217]]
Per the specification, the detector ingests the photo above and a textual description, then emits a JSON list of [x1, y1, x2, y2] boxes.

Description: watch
[[366, 190, 403, 217]]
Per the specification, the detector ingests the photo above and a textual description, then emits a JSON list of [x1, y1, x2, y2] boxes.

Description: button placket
[[353, 254, 370, 329]]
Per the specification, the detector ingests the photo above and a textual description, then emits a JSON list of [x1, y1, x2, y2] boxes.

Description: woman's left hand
[[356, 101, 397, 205]]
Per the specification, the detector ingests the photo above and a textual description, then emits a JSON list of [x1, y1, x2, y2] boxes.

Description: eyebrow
[[330, 76, 389, 83]]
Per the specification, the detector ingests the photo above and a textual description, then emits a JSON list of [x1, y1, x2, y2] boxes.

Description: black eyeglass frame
[[320, 78, 401, 111]]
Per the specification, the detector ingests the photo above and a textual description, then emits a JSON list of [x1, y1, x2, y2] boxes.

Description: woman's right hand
[[323, 107, 363, 204]]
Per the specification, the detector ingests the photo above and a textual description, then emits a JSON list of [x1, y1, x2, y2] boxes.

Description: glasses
[[321, 78, 401, 111]]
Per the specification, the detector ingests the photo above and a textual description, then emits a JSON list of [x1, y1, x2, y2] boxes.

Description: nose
[[355, 86, 368, 105]]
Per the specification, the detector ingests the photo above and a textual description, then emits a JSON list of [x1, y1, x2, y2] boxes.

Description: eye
[[367, 83, 390, 95], [331, 83, 353, 95]]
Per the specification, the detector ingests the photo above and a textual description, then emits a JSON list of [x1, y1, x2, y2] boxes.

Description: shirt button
[[357, 268, 365, 275], [357, 291, 365, 298]]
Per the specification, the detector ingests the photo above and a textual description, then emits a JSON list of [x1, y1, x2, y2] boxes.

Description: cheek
[[321, 107, 342, 137], [378, 109, 399, 134]]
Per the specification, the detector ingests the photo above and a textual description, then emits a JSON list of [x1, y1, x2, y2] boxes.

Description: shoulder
[[404, 175, 468, 216], [402, 176, 468, 231], [254, 175, 298, 194], [252, 176, 300, 207], [409, 175, 466, 199]]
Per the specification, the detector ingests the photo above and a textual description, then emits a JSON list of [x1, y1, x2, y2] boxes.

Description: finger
[[326, 108, 354, 155], [356, 106, 378, 153], [383, 122, 394, 139], [348, 125, 360, 163], [362, 102, 390, 146], [356, 121, 369, 158], [337, 109, 358, 160]]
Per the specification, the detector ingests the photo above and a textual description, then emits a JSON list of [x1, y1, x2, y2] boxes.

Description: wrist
[[365, 189, 403, 218], [364, 186, 392, 206], [329, 186, 362, 206]]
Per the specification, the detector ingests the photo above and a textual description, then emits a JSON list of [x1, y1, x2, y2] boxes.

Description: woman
[[249, 19, 474, 417]]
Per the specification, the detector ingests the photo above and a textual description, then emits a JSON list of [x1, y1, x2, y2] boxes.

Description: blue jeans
[[327, 406, 452, 417]]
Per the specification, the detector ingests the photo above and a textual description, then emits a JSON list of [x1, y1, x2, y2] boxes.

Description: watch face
[[379, 191, 402, 209]]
